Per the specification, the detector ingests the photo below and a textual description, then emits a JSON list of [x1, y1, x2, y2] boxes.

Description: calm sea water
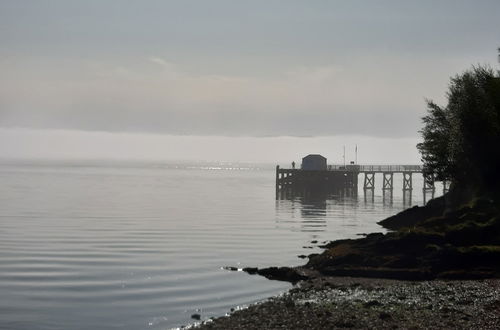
[[0, 160, 439, 329]]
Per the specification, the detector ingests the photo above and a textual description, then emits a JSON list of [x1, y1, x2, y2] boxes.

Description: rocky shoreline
[[196, 277, 500, 329], [193, 195, 500, 329], [243, 195, 500, 283]]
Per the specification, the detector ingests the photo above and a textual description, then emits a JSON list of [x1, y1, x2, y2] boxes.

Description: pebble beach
[[195, 277, 500, 329]]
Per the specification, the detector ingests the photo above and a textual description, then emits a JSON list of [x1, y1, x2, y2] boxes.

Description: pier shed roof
[[302, 154, 327, 171]]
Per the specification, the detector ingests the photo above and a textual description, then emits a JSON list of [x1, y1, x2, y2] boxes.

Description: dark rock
[[366, 232, 385, 239], [378, 194, 446, 230], [243, 267, 258, 275], [297, 254, 308, 259], [191, 314, 201, 320], [223, 266, 239, 271], [255, 267, 309, 283]]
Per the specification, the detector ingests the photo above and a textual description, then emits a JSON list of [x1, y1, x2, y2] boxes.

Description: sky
[[0, 0, 499, 163]]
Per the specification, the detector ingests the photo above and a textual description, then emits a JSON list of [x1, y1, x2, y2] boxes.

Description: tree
[[417, 65, 500, 196], [417, 100, 451, 181]]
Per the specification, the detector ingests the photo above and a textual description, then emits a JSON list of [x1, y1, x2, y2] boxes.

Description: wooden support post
[[423, 173, 435, 193], [382, 172, 393, 203], [363, 172, 375, 191], [353, 173, 359, 197], [275, 165, 280, 198], [363, 172, 375, 202], [403, 173, 413, 192], [382, 172, 393, 191], [402, 172, 412, 205], [423, 173, 435, 203]]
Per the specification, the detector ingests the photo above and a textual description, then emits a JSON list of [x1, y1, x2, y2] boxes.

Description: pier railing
[[326, 164, 422, 173]]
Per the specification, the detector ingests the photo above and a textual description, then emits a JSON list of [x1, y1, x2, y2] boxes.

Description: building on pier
[[301, 154, 327, 171]]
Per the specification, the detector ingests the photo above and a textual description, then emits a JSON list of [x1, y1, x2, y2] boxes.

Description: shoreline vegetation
[[194, 65, 500, 328]]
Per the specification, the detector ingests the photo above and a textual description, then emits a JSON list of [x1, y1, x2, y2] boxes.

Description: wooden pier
[[276, 164, 444, 200]]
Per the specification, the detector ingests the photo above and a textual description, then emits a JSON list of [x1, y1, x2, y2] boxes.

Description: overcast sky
[[0, 1, 499, 162]]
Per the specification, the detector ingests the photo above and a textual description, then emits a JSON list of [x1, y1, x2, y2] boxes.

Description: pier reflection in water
[[275, 188, 356, 233], [275, 178, 445, 240]]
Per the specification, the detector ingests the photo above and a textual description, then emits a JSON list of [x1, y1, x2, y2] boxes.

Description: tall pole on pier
[[343, 145, 346, 167], [355, 144, 358, 164]]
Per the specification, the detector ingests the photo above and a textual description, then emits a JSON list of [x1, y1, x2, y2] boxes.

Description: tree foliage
[[417, 66, 500, 194]]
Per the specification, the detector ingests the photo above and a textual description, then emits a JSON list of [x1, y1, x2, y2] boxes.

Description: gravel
[[193, 277, 500, 329]]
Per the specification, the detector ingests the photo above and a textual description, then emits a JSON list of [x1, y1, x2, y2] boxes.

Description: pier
[[276, 161, 446, 203]]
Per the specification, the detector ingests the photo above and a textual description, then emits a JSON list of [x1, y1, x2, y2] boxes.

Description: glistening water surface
[[0, 161, 439, 329]]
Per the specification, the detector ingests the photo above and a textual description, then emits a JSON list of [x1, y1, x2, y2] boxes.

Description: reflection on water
[[275, 180, 443, 237], [301, 197, 327, 219], [382, 189, 393, 205], [276, 188, 358, 233]]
